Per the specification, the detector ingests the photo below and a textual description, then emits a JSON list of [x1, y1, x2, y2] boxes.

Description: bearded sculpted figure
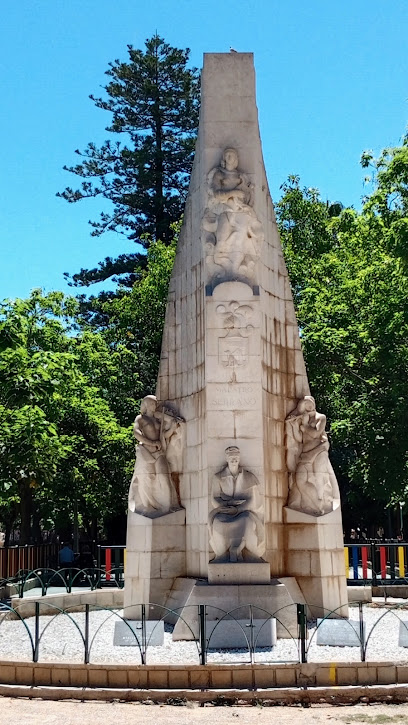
[[209, 446, 264, 562], [285, 396, 340, 516], [203, 148, 264, 286], [128, 395, 185, 517]]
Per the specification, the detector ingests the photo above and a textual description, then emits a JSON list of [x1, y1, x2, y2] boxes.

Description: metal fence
[[12, 567, 123, 598], [4, 542, 408, 592], [0, 544, 59, 581], [345, 542, 408, 583], [0, 544, 124, 589], [1, 599, 408, 667], [96, 545, 125, 585]]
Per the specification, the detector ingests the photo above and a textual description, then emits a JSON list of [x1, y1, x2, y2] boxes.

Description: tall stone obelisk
[[125, 52, 347, 623]]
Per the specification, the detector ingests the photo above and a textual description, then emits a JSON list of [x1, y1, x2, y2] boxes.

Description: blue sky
[[1, 0, 407, 301]]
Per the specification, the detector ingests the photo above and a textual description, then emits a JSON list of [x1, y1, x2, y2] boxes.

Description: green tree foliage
[[276, 139, 408, 518], [100, 236, 177, 396], [58, 34, 199, 288], [0, 290, 136, 543]]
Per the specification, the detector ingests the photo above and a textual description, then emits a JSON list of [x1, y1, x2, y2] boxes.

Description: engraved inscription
[[208, 384, 258, 410]]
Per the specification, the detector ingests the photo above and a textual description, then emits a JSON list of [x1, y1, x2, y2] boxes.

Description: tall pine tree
[[59, 35, 200, 289]]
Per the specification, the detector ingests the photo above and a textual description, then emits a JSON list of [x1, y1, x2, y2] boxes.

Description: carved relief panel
[[209, 445, 265, 563], [216, 301, 254, 369], [203, 148, 264, 287]]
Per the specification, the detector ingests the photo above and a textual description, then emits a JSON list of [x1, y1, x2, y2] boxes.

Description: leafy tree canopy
[[99, 234, 177, 396], [0, 290, 136, 543], [277, 136, 408, 520]]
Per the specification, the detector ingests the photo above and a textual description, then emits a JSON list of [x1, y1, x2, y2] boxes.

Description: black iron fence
[[13, 567, 119, 598], [4, 542, 408, 589], [1, 599, 408, 667]]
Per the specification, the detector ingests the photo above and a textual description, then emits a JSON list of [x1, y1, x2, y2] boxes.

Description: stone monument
[[124, 52, 348, 629]]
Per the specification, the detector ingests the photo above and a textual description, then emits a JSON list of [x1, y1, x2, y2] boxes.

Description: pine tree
[[58, 35, 200, 288]]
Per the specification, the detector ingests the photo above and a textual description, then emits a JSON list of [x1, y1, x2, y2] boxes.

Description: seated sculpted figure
[[203, 148, 263, 282], [209, 446, 264, 563], [285, 396, 340, 516], [128, 395, 184, 517]]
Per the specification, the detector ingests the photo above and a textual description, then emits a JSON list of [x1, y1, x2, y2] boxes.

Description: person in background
[[79, 544, 94, 570], [58, 542, 75, 567]]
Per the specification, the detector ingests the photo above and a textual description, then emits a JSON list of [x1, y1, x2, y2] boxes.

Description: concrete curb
[[1, 682, 408, 704]]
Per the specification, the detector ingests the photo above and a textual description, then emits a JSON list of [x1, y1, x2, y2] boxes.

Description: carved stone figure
[[128, 395, 185, 517], [203, 148, 264, 285], [285, 396, 340, 516], [209, 446, 264, 562]]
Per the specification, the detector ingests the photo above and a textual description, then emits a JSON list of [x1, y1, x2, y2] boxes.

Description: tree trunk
[[19, 479, 32, 544], [91, 516, 98, 543]]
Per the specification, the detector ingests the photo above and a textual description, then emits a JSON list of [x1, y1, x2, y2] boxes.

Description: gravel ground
[[2, 699, 408, 725], [1, 601, 408, 665]]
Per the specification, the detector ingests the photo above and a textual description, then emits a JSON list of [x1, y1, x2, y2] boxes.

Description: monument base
[[207, 618, 277, 648], [170, 577, 305, 639], [208, 561, 270, 585], [283, 504, 348, 618], [124, 508, 186, 620]]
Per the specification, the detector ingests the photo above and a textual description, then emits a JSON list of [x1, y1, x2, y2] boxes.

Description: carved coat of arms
[[219, 335, 249, 367]]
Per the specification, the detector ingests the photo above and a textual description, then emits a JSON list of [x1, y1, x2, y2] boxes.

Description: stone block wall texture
[[157, 52, 311, 579], [156, 50, 346, 611], [124, 508, 186, 615], [0, 660, 407, 693]]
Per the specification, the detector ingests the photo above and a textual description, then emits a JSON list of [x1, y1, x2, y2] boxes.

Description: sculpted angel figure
[[285, 396, 340, 516], [128, 395, 185, 517], [203, 148, 263, 282], [209, 446, 264, 562]]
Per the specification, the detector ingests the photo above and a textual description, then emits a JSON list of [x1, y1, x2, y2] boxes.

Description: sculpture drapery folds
[[285, 396, 340, 516], [203, 148, 263, 287], [128, 395, 185, 517], [209, 446, 264, 562]]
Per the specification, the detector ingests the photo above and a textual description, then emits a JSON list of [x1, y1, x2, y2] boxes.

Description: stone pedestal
[[283, 504, 348, 618], [124, 508, 185, 619], [171, 577, 305, 639], [208, 561, 270, 585], [207, 618, 277, 648]]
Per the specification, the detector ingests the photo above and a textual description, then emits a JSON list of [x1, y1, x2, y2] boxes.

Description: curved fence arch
[[0, 596, 407, 667]]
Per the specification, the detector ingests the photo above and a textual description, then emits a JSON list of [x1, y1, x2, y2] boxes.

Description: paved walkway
[[1, 699, 408, 725]]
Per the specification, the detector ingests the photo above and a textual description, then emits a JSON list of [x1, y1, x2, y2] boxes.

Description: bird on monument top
[[230, 47, 238, 53]]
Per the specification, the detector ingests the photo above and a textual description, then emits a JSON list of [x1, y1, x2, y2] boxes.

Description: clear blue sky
[[1, 0, 407, 301]]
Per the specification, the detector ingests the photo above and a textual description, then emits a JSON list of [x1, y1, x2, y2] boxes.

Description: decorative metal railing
[[0, 599, 408, 667], [4, 542, 408, 590], [96, 545, 125, 585], [0, 543, 58, 581], [344, 542, 408, 583]]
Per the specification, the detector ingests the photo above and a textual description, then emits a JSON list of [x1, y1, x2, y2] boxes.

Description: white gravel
[[1, 601, 408, 665]]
